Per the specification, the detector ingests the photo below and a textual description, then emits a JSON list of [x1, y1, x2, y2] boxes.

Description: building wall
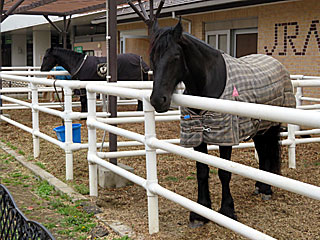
[[118, 0, 320, 78], [11, 34, 27, 66], [258, 0, 320, 76], [74, 41, 106, 56], [33, 30, 51, 67], [117, 0, 320, 100]]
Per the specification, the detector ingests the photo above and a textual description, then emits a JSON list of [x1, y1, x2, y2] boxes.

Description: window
[[233, 29, 258, 58], [206, 30, 230, 54]]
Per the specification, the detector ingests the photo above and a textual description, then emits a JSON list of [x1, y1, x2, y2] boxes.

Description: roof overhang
[[1, 0, 129, 18]]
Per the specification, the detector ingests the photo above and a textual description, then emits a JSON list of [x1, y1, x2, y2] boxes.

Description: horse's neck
[[181, 35, 226, 98], [53, 49, 84, 75]]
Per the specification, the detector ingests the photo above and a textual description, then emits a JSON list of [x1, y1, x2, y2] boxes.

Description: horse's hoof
[[188, 220, 206, 228], [254, 187, 272, 200], [261, 194, 272, 200], [254, 187, 260, 195]]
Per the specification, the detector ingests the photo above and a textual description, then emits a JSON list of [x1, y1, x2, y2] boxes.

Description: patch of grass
[[6, 141, 17, 150], [35, 161, 46, 169], [165, 176, 179, 182], [2, 178, 12, 184], [33, 181, 96, 237], [186, 176, 195, 180], [210, 169, 218, 175], [36, 181, 54, 199], [74, 184, 89, 195], [13, 180, 23, 186], [18, 150, 25, 155], [113, 236, 131, 240], [10, 172, 22, 178], [49, 199, 65, 210], [44, 222, 56, 230]]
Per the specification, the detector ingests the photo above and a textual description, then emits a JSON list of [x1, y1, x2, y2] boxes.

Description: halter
[[72, 55, 88, 78]]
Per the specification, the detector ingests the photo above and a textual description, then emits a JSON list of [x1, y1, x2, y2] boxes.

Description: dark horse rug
[[180, 53, 296, 147], [76, 53, 149, 81], [74, 53, 149, 112]]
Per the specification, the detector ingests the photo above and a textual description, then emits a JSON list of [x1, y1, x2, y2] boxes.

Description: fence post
[[31, 83, 40, 158], [28, 68, 32, 100], [288, 124, 296, 168], [295, 79, 303, 133], [87, 90, 98, 196], [143, 97, 159, 234], [64, 87, 74, 180]]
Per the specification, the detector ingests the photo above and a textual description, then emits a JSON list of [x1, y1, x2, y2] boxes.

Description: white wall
[[11, 34, 27, 66], [33, 30, 51, 67]]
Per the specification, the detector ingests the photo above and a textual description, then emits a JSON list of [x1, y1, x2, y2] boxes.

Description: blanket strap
[[72, 55, 88, 78]]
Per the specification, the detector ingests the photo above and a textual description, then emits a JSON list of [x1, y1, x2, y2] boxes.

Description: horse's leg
[[253, 125, 281, 200], [218, 146, 237, 220], [137, 100, 143, 111], [79, 88, 88, 113], [189, 142, 211, 228]]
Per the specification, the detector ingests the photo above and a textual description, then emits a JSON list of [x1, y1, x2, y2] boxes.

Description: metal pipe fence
[[86, 81, 320, 239]]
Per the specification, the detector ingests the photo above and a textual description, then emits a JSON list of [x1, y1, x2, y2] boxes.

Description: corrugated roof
[[2, 0, 129, 17]]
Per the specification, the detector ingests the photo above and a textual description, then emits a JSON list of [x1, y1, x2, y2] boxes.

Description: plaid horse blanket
[[180, 53, 296, 147]]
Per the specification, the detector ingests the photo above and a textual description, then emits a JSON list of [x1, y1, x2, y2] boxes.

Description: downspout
[[172, 11, 191, 33]]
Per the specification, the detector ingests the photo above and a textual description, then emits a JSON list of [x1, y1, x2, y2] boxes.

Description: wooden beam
[[155, 0, 165, 19], [43, 14, 62, 32], [1, 0, 24, 22], [127, 0, 149, 23], [64, 3, 106, 16], [108, 0, 118, 165], [14, 11, 65, 16], [13, 0, 57, 14]]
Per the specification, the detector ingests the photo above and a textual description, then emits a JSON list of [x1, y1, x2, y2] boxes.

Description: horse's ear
[[173, 17, 183, 41]]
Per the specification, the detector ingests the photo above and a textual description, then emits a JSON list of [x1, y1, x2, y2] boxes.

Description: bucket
[[53, 123, 82, 143]]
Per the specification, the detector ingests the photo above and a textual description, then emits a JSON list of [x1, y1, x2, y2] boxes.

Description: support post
[[88, 90, 98, 196], [64, 87, 74, 180], [288, 124, 296, 169], [31, 83, 40, 158], [143, 97, 159, 234], [295, 81, 303, 132], [0, 0, 3, 115], [108, 0, 118, 165]]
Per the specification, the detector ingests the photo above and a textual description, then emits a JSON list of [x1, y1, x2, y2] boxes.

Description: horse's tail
[[271, 124, 282, 175]]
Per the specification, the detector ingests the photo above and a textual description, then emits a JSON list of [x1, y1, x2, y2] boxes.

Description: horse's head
[[40, 48, 57, 71], [150, 20, 188, 113]]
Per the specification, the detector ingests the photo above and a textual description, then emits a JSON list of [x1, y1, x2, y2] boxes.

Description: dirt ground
[[0, 101, 320, 240]]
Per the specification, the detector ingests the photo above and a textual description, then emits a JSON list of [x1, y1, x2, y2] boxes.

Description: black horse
[[149, 21, 296, 227], [40, 47, 149, 112]]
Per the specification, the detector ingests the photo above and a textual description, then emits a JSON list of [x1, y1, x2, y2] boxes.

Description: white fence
[[1, 71, 320, 239], [85, 81, 320, 239], [0, 71, 169, 180]]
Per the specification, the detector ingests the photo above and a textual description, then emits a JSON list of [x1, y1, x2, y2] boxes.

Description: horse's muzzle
[[150, 92, 171, 113]]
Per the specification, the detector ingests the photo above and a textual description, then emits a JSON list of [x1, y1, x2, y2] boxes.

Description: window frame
[[205, 30, 231, 54]]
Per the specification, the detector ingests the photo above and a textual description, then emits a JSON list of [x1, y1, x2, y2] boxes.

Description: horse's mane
[[50, 47, 84, 59]]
